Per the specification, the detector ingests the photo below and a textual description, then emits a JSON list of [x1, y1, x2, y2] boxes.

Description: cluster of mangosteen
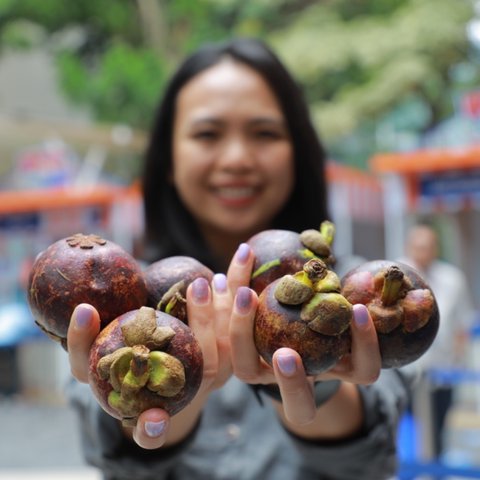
[[27, 224, 439, 423], [249, 222, 439, 374], [27, 234, 211, 424]]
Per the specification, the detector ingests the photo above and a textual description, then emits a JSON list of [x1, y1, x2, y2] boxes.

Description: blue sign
[[419, 169, 480, 198]]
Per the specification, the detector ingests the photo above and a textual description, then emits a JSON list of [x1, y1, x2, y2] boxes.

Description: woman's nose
[[218, 136, 255, 170]]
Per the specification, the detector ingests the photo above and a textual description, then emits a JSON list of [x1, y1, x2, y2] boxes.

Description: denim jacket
[[68, 368, 415, 480]]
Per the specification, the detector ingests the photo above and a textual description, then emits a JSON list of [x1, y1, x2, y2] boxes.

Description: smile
[[214, 186, 258, 199]]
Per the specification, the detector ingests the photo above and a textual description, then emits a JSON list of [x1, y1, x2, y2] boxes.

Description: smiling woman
[[65, 37, 414, 480], [171, 60, 294, 264], [141, 38, 329, 272]]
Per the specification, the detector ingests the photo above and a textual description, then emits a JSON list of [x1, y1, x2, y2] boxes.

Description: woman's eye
[[193, 130, 219, 140], [255, 130, 283, 140]]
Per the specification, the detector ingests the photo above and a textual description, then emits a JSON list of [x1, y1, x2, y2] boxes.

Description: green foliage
[[269, 0, 478, 166], [57, 43, 167, 128], [0, 19, 45, 48], [0, 0, 478, 168]]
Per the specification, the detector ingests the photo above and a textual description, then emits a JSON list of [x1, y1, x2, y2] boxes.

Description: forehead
[[175, 60, 282, 117]]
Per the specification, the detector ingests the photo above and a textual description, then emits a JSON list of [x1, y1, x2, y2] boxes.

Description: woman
[[67, 37, 413, 479], [141, 36, 328, 271]]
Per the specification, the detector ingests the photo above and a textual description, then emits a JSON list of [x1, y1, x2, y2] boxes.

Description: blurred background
[[0, 1, 480, 478]]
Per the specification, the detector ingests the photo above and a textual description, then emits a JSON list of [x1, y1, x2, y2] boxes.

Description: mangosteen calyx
[[274, 258, 352, 336], [96, 307, 186, 422]]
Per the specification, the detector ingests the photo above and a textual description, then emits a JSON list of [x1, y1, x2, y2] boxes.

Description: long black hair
[[142, 37, 330, 271]]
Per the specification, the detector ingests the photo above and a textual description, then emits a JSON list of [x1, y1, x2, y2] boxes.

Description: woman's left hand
[[227, 244, 382, 427]]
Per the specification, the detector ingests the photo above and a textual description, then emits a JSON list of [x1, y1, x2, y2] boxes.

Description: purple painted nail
[[235, 286, 252, 313], [192, 277, 209, 304], [277, 354, 297, 376], [213, 273, 227, 294], [235, 243, 250, 265], [353, 304, 369, 328], [145, 420, 166, 438], [75, 305, 93, 329]]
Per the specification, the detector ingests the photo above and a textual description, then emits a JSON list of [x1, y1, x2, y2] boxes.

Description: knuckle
[[233, 369, 259, 384], [360, 369, 380, 385]]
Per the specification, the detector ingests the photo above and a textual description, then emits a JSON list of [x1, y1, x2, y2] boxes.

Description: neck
[[200, 225, 264, 272], [203, 231, 246, 272]]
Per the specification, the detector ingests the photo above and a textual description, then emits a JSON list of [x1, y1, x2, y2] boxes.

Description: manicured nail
[[235, 243, 250, 265], [145, 420, 166, 438], [74, 304, 93, 329], [235, 286, 252, 314], [191, 277, 209, 304], [213, 273, 227, 294], [353, 304, 369, 329], [277, 354, 297, 376]]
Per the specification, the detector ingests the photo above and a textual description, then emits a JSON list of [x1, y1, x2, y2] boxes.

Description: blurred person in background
[[401, 221, 476, 461], [65, 37, 414, 480]]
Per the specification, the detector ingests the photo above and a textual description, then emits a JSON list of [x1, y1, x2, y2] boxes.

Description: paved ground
[[0, 470, 101, 480], [2, 391, 480, 480], [0, 393, 101, 479]]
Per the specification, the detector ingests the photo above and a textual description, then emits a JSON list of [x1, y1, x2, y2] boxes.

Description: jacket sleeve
[[66, 380, 200, 480], [286, 367, 417, 480]]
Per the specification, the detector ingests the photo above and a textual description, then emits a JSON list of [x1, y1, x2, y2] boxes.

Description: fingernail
[[235, 243, 250, 265], [145, 420, 166, 438], [277, 354, 297, 376], [213, 273, 227, 294], [235, 286, 252, 314], [192, 277, 209, 304], [74, 305, 92, 329], [353, 304, 369, 329]]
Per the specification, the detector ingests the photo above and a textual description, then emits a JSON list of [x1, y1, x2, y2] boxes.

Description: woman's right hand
[[66, 271, 235, 450]]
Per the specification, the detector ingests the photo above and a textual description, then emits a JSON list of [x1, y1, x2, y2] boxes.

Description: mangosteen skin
[[254, 278, 351, 376], [27, 234, 148, 349], [144, 256, 214, 323], [341, 260, 439, 368], [248, 230, 316, 295], [88, 308, 203, 421]]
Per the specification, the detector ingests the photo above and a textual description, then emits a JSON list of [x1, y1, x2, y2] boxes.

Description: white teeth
[[216, 187, 256, 198]]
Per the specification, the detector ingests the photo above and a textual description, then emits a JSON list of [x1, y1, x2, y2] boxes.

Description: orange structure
[[370, 144, 480, 300]]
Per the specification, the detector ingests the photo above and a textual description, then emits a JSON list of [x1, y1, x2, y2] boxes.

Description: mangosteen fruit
[[341, 260, 439, 368], [247, 221, 336, 295], [144, 256, 214, 323], [88, 306, 203, 425], [27, 233, 148, 350], [254, 258, 352, 376]]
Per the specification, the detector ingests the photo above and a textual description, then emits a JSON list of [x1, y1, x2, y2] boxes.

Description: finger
[[226, 243, 254, 293], [186, 278, 218, 388], [319, 304, 381, 384], [344, 304, 381, 384], [67, 304, 101, 382], [132, 409, 169, 449], [273, 348, 316, 425], [230, 287, 270, 383], [211, 273, 231, 339]]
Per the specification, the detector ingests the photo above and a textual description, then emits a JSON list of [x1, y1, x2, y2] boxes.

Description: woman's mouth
[[213, 186, 259, 206]]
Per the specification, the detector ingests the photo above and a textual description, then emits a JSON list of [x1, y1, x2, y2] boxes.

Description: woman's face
[[171, 60, 294, 241]]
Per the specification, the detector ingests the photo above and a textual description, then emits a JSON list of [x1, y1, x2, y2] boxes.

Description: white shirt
[[398, 258, 476, 370]]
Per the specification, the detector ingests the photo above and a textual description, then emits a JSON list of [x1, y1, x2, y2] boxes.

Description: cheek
[[264, 146, 295, 196], [172, 166, 200, 206], [171, 143, 207, 199]]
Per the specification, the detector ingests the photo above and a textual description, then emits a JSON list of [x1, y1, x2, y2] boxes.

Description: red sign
[[461, 91, 480, 118]]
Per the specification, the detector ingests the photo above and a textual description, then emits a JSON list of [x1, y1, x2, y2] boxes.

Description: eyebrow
[[189, 116, 287, 128]]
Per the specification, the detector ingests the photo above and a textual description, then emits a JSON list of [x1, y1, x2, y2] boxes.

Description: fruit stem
[[381, 266, 405, 306], [320, 221, 335, 246], [129, 345, 150, 378]]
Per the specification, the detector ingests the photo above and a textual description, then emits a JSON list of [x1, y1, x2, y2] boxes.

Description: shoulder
[[431, 260, 465, 281]]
